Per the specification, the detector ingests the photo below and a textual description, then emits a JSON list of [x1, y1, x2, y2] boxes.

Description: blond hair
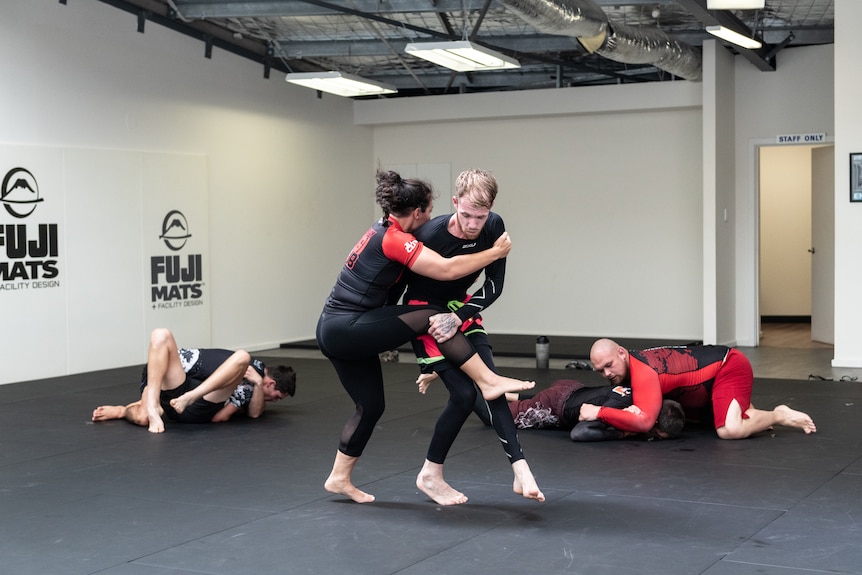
[[455, 169, 497, 208]]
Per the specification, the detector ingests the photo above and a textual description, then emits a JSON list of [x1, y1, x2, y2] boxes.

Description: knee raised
[[232, 349, 251, 368], [149, 328, 176, 349]]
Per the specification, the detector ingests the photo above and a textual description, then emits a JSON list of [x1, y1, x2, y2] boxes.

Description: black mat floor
[[281, 333, 703, 359], [1, 358, 860, 574]]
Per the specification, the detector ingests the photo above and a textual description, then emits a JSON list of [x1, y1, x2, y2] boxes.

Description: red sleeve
[[596, 357, 663, 433], [380, 225, 425, 267]]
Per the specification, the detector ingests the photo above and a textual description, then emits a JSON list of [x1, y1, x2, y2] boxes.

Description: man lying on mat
[[507, 379, 685, 441], [92, 328, 295, 433], [418, 375, 685, 441], [580, 339, 816, 440]]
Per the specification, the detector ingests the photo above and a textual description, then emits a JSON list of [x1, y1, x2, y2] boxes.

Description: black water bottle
[[535, 336, 550, 369]]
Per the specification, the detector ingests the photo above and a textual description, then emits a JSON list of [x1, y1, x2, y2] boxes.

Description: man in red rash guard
[[580, 338, 817, 439]]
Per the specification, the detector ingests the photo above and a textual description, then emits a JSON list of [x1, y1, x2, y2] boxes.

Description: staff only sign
[[776, 133, 827, 144], [0, 166, 62, 291]]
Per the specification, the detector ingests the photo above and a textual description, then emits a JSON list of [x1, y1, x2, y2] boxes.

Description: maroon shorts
[[710, 348, 753, 428]]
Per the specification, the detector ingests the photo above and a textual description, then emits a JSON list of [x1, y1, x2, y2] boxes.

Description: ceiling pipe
[[499, 0, 702, 81]]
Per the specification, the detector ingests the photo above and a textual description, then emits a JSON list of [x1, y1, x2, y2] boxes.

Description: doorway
[[757, 144, 834, 348]]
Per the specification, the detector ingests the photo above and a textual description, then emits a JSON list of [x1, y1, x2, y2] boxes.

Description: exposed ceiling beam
[[671, 27, 833, 48], [278, 35, 582, 59], [174, 0, 676, 19], [95, 0, 303, 75], [369, 65, 665, 91], [176, 0, 482, 19], [759, 26, 832, 46], [675, 0, 775, 71]]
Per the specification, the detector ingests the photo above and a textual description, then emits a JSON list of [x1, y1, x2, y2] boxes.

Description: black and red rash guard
[[598, 345, 730, 432], [324, 216, 424, 314]]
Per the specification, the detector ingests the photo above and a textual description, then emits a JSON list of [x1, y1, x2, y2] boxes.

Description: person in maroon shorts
[[580, 339, 817, 439]]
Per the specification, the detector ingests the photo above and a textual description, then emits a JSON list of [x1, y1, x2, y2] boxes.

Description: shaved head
[[590, 338, 630, 385], [590, 338, 621, 360]]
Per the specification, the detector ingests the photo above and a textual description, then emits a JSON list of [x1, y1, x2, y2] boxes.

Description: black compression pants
[[427, 341, 524, 465], [316, 305, 479, 457]]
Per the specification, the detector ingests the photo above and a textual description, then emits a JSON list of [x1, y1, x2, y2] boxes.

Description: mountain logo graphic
[[2, 167, 44, 219], [159, 210, 192, 251]]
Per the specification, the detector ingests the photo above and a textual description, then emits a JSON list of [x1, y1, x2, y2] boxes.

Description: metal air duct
[[500, 0, 702, 81]]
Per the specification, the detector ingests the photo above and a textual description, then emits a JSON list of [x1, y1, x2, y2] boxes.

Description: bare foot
[[91, 405, 126, 421], [477, 375, 535, 401], [774, 405, 817, 434], [169, 393, 193, 415], [416, 462, 468, 505], [512, 460, 545, 502], [325, 475, 375, 503], [147, 409, 166, 434]]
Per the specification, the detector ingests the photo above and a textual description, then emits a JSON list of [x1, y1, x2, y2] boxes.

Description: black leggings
[[426, 343, 524, 465], [316, 305, 479, 457]]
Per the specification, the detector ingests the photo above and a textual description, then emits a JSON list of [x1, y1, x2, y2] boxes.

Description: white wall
[[359, 83, 705, 339], [701, 39, 737, 346], [0, 0, 374, 383], [832, 0, 862, 367]]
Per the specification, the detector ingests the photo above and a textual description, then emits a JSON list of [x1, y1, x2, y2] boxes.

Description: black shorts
[[159, 377, 224, 423]]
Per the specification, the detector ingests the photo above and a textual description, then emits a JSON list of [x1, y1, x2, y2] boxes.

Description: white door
[[811, 145, 834, 344]]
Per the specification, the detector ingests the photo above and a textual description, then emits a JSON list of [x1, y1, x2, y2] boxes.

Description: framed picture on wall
[[851, 153, 862, 202]]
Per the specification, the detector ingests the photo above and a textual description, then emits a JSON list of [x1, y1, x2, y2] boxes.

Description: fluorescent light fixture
[[705, 25, 762, 49], [285, 71, 396, 97], [707, 0, 765, 8], [404, 40, 520, 72]]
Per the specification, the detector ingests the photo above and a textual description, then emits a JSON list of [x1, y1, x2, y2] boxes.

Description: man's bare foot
[[91, 405, 126, 421], [416, 461, 468, 505], [325, 475, 375, 503], [169, 393, 193, 415], [477, 375, 535, 401], [774, 405, 817, 434], [512, 460, 545, 502], [147, 410, 166, 433]]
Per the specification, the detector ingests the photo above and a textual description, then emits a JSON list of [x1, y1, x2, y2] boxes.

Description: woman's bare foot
[[325, 451, 375, 503], [169, 393, 193, 415], [460, 355, 535, 400], [416, 460, 468, 505], [476, 375, 535, 401], [91, 405, 126, 421], [774, 405, 817, 434], [325, 475, 375, 503], [512, 459, 545, 502]]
